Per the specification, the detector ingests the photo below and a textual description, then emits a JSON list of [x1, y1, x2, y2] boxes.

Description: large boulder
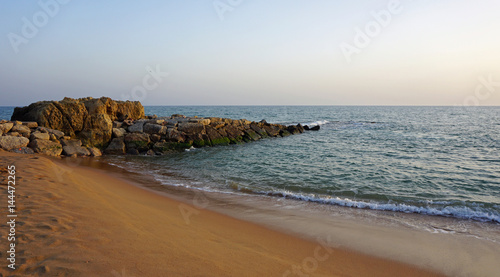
[[0, 122, 14, 134], [11, 97, 144, 147], [112, 128, 127, 138], [87, 147, 102, 157], [178, 123, 204, 134], [78, 114, 113, 147], [30, 131, 50, 140], [28, 139, 63, 156], [104, 138, 126, 155], [0, 136, 30, 151], [143, 123, 167, 135], [61, 139, 90, 156], [11, 124, 31, 137], [124, 133, 150, 151], [127, 121, 146, 133]]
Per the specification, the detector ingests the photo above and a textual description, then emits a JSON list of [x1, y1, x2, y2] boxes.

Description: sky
[[1, 0, 500, 106]]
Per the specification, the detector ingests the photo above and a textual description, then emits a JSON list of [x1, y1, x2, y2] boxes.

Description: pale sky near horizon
[[1, 0, 500, 106]]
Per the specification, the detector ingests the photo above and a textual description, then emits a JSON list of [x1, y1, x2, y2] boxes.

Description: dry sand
[[0, 151, 443, 277]]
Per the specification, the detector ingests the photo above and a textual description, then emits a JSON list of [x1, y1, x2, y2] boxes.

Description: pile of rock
[[0, 120, 102, 157], [3, 97, 311, 157], [104, 115, 305, 155]]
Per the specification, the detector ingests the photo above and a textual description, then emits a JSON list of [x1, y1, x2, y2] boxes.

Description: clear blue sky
[[1, 0, 500, 106]]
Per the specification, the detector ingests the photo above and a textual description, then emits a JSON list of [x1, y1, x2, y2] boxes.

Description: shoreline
[[64, 154, 500, 276], [0, 151, 445, 276]]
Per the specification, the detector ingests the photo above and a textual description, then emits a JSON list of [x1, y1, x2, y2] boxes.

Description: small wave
[[259, 190, 500, 223], [304, 120, 329, 127]]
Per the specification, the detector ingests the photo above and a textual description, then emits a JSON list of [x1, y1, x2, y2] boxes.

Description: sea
[[1, 106, 499, 224]]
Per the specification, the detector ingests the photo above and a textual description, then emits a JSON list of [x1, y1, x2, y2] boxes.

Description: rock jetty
[[1, 97, 307, 157]]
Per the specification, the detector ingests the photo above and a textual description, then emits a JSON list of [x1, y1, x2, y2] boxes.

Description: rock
[[63, 136, 72, 140], [153, 141, 192, 153], [124, 133, 150, 151], [30, 132, 50, 140], [112, 128, 127, 138], [11, 124, 31, 136], [309, 125, 320, 131], [0, 136, 30, 151], [166, 128, 185, 143], [50, 134, 57, 141], [7, 132, 21, 137], [113, 121, 123, 128], [28, 139, 63, 156], [122, 119, 134, 126], [224, 124, 244, 140], [60, 139, 82, 147], [205, 126, 230, 146], [249, 123, 268, 138], [143, 123, 167, 135], [279, 129, 291, 137], [22, 122, 38, 128], [262, 125, 281, 137], [62, 145, 90, 156], [127, 148, 140, 155], [104, 138, 126, 155], [10, 147, 35, 154], [241, 119, 252, 125], [11, 97, 144, 146], [146, 149, 156, 156], [287, 124, 305, 134], [79, 113, 113, 147], [243, 129, 261, 141], [189, 118, 211, 125], [87, 147, 102, 157], [0, 122, 14, 134], [147, 119, 164, 125], [178, 123, 204, 134], [303, 125, 310, 131], [171, 114, 186, 118], [127, 121, 146, 133], [42, 128, 65, 139], [150, 134, 161, 142]]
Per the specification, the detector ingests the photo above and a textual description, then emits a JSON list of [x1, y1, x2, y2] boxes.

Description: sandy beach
[[0, 151, 445, 276]]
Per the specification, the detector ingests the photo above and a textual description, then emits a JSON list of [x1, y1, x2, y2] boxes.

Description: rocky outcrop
[[11, 97, 144, 147], [4, 98, 312, 157], [102, 115, 306, 155]]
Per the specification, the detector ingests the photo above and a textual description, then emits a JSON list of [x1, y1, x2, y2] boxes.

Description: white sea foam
[[304, 120, 329, 127], [263, 190, 500, 223]]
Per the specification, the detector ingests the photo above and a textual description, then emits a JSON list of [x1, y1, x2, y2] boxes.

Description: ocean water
[[112, 106, 500, 223], [2, 106, 499, 223]]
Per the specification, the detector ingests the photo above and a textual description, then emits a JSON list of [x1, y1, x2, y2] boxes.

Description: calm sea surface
[[2, 106, 499, 223]]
